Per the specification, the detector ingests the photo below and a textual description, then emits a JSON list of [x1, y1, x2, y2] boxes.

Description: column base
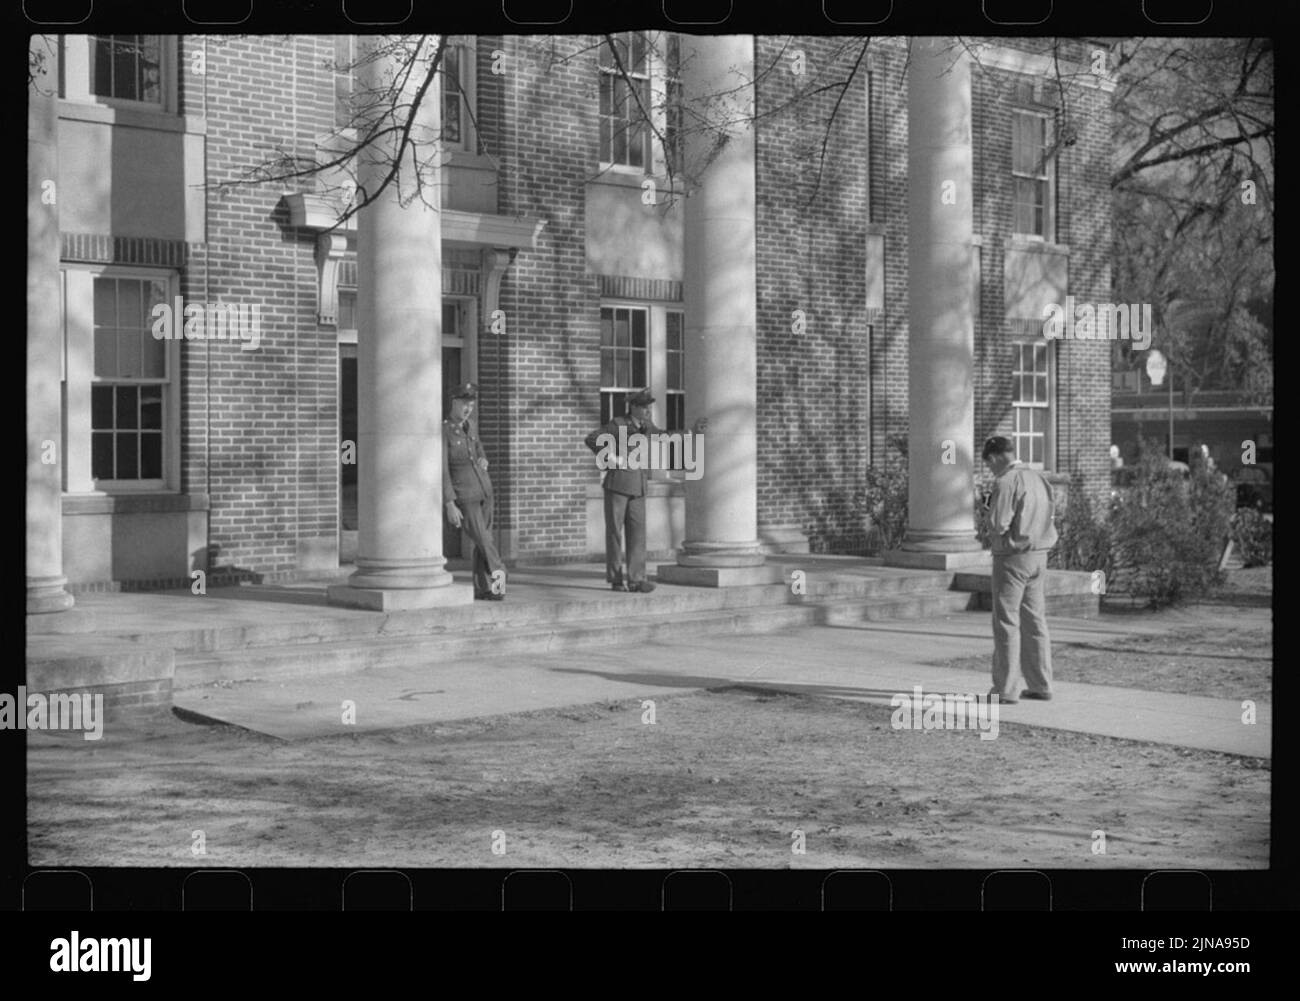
[[27, 576, 75, 614], [327, 583, 475, 611], [882, 548, 992, 570], [656, 563, 785, 588]]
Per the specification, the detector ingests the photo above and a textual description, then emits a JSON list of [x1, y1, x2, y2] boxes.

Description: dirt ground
[[935, 618, 1272, 700], [28, 684, 1269, 870]]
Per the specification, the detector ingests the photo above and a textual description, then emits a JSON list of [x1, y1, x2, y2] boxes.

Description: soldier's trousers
[[990, 550, 1053, 699], [457, 497, 506, 597], [603, 490, 646, 585]]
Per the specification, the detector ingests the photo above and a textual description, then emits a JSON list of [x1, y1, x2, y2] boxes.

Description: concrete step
[[173, 587, 989, 689], [76, 569, 960, 657]]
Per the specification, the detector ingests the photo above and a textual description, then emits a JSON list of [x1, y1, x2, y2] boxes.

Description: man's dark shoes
[[611, 581, 628, 592], [487, 592, 505, 601], [1020, 690, 1052, 701], [627, 581, 656, 593]]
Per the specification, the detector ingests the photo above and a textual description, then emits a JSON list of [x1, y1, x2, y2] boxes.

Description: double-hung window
[[59, 34, 173, 112], [1011, 109, 1056, 240], [1011, 341, 1053, 468], [599, 32, 682, 175]]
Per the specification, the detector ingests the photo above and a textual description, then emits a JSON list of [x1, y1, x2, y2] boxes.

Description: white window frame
[[62, 266, 182, 495], [1011, 339, 1055, 470], [1010, 108, 1056, 242], [599, 31, 680, 177], [59, 34, 177, 114], [441, 37, 478, 154], [599, 301, 688, 477]]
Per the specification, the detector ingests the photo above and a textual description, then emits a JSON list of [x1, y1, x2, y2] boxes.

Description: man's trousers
[[457, 497, 505, 597], [990, 549, 1053, 699], [603, 489, 646, 586]]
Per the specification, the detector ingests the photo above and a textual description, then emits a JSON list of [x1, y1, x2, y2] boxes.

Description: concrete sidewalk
[[175, 606, 1272, 758]]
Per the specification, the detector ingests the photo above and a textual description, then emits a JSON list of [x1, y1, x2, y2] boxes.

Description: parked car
[[1232, 464, 1273, 513]]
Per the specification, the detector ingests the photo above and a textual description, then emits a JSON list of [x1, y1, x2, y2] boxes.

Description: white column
[[659, 35, 776, 588], [329, 36, 472, 610], [27, 41, 74, 614], [886, 37, 986, 570]]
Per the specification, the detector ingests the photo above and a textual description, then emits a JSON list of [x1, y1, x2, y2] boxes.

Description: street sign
[[1146, 349, 1167, 386]]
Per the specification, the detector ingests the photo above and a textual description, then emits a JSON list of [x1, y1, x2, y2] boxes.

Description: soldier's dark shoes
[[1020, 691, 1052, 700], [628, 581, 656, 593], [611, 582, 628, 591], [487, 593, 505, 601]]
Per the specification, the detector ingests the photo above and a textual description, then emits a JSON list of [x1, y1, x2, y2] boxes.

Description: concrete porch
[[25, 556, 1098, 721]]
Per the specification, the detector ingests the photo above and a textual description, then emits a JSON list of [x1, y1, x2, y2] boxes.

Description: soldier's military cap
[[450, 382, 478, 401], [628, 388, 655, 407]]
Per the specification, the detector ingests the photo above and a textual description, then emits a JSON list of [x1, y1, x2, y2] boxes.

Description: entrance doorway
[[338, 295, 477, 563]]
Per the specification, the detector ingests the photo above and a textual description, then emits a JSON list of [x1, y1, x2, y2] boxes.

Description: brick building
[[26, 32, 1115, 610]]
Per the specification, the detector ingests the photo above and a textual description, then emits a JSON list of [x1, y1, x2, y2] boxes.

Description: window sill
[[58, 99, 204, 135], [588, 166, 685, 196], [1004, 235, 1069, 255], [64, 492, 210, 515]]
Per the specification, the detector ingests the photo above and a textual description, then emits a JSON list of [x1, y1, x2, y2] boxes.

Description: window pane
[[92, 37, 113, 96], [632, 351, 646, 387], [94, 279, 116, 325], [141, 433, 163, 478], [1032, 408, 1047, 434], [599, 73, 612, 116], [612, 117, 627, 164], [118, 279, 142, 328], [617, 355, 630, 387], [1031, 436, 1044, 464], [117, 432, 139, 479], [629, 120, 644, 168], [118, 330, 143, 377], [631, 309, 646, 348], [92, 432, 114, 479], [1035, 375, 1048, 401], [599, 117, 611, 161], [601, 351, 614, 386], [140, 386, 163, 429], [114, 43, 137, 100], [667, 312, 682, 350], [600, 310, 613, 346], [94, 330, 117, 378], [631, 32, 646, 75], [140, 36, 161, 103], [339, 290, 356, 329], [615, 313, 629, 347], [668, 353, 682, 390], [116, 385, 139, 429], [91, 385, 113, 429]]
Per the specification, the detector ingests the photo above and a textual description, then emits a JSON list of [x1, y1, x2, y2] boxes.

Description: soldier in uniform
[[585, 389, 707, 593], [443, 383, 506, 600]]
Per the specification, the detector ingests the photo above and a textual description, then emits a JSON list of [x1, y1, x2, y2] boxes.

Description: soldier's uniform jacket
[[444, 419, 493, 504], [585, 415, 662, 498]]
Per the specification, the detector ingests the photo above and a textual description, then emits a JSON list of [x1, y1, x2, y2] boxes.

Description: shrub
[[1106, 447, 1232, 607], [1049, 471, 1113, 579], [857, 434, 909, 555], [1231, 507, 1273, 567]]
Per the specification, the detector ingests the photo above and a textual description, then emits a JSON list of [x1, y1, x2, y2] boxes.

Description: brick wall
[[755, 36, 879, 553], [178, 35, 339, 574], [489, 35, 603, 560], [972, 42, 1113, 511]]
